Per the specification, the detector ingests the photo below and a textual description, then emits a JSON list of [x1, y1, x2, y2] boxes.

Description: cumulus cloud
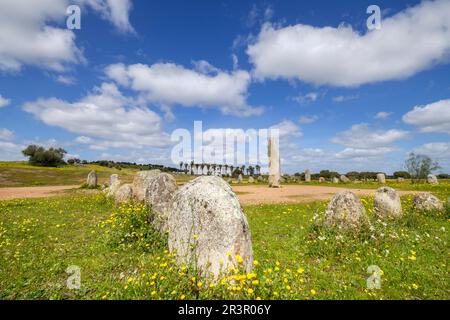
[[335, 147, 394, 159], [402, 99, 450, 134], [375, 111, 392, 119], [413, 142, 450, 168], [0, 0, 134, 72], [55, 75, 76, 85], [292, 92, 319, 104], [298, 115, 318, 124], [105, 62, 263, 117], [330, 123, 408, 160], [74, 136, 93, 144], [86, 0, 135, 33], [414, 142, 450, 156], [247, 0, 450, 86], [332, 95, 358, 103], [331, 123, 409, 148], [23, 82, 171, 150], [270, 120, 302, 138], [0, 128, 14, 141], [0, 141, 25, 161], [0, 95, 11, 108]]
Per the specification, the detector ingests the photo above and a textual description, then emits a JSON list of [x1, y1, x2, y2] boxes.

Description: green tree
[[393, 171, 411, 179], [22, 145, 67, 167], [404, 153, 440, 183]]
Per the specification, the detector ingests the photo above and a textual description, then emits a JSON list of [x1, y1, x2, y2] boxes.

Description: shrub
[[393, 171, 411, 179], [22, 145, 67, 167]]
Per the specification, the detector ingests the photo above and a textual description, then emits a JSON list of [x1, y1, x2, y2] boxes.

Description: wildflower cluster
[[98, 202, 166, 251]]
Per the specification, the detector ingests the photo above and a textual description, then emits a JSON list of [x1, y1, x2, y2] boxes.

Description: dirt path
[[0, 185, 79, 200], [0, 184, 416, 205], [232, 185, 416, 205]]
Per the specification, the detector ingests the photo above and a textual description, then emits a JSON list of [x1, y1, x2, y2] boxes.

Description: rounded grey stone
[[168, 176, 253, 278], [413, 193, 444, 212], [115, 184, 133, 206], [374, 187, 402, 218], [325, 190, 367, 230], [132, 170, 161, 202]]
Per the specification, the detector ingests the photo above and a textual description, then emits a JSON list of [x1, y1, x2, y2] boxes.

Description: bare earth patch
[[232, 184, 417, 205], [0, 185, 79, 200], [0, 184, 418, 204]]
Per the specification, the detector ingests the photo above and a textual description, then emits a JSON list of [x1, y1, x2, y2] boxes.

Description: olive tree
[[404, 153, 440, 183]]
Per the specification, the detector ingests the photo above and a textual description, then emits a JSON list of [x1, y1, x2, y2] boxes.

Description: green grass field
[[1, 190, 448, 300], [0, 162, 195, 188], [0, 162, 138, 187]]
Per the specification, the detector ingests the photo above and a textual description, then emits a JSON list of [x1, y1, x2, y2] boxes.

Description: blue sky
[[0, 0, 449, 174]]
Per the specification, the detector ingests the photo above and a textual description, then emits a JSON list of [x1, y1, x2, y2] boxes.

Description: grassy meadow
[[0, 162, 196, 188], [0, 186, 448, 300], [0, 162, 137, 187]]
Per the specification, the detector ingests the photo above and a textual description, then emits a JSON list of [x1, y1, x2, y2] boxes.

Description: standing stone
[[374, 187, 402, 218], [413, 193, 444, 212], [168, 176, 253, 278], [104, 174, 121, 197], [340, 175, 350, 183], [110, 174, 119, 185], [305, 170, 311, 182], [248, 176, 254, 183], [332, 177, 339, 184], [427, 174, 438, 185], [324, 190, 367, 230], [132, 170, 161, 202], [257, 176, 264, 182], [377, 173, 386, 184], [145, 173, 178, 234], [396, 177, 405, 183], [115, 184, 133, 206], [237, 174, 243, 183], [268, 136, 281, 188], [319, 177, 325, 183], [86, 170, 97, 187]]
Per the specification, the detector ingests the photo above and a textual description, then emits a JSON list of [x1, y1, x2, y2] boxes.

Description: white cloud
[[247, 0, 450, 86], [105, 62, 263, 117], [0, 95, 11, 108], [74, 136, 92, 144], [332, 95, 358, 103], [271, 120, 302, 138], [414, 142, 450, 157], [413, 142, 450, 169], [56, 75, 76, 85], [375, 111, 392, 119], [298, 115, 318, 124], [0, 128, 14, 141], [0, 0, 82, 72], [89, 0, 135, 33], [292, 92, 319, 104], [0, 0, 134, 72], [402, 99, 450, 134], [331, 123, 409, 148], [23, 82, 171, 150], [0, 141, 25, 161], [335, 147, 394, 159]]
